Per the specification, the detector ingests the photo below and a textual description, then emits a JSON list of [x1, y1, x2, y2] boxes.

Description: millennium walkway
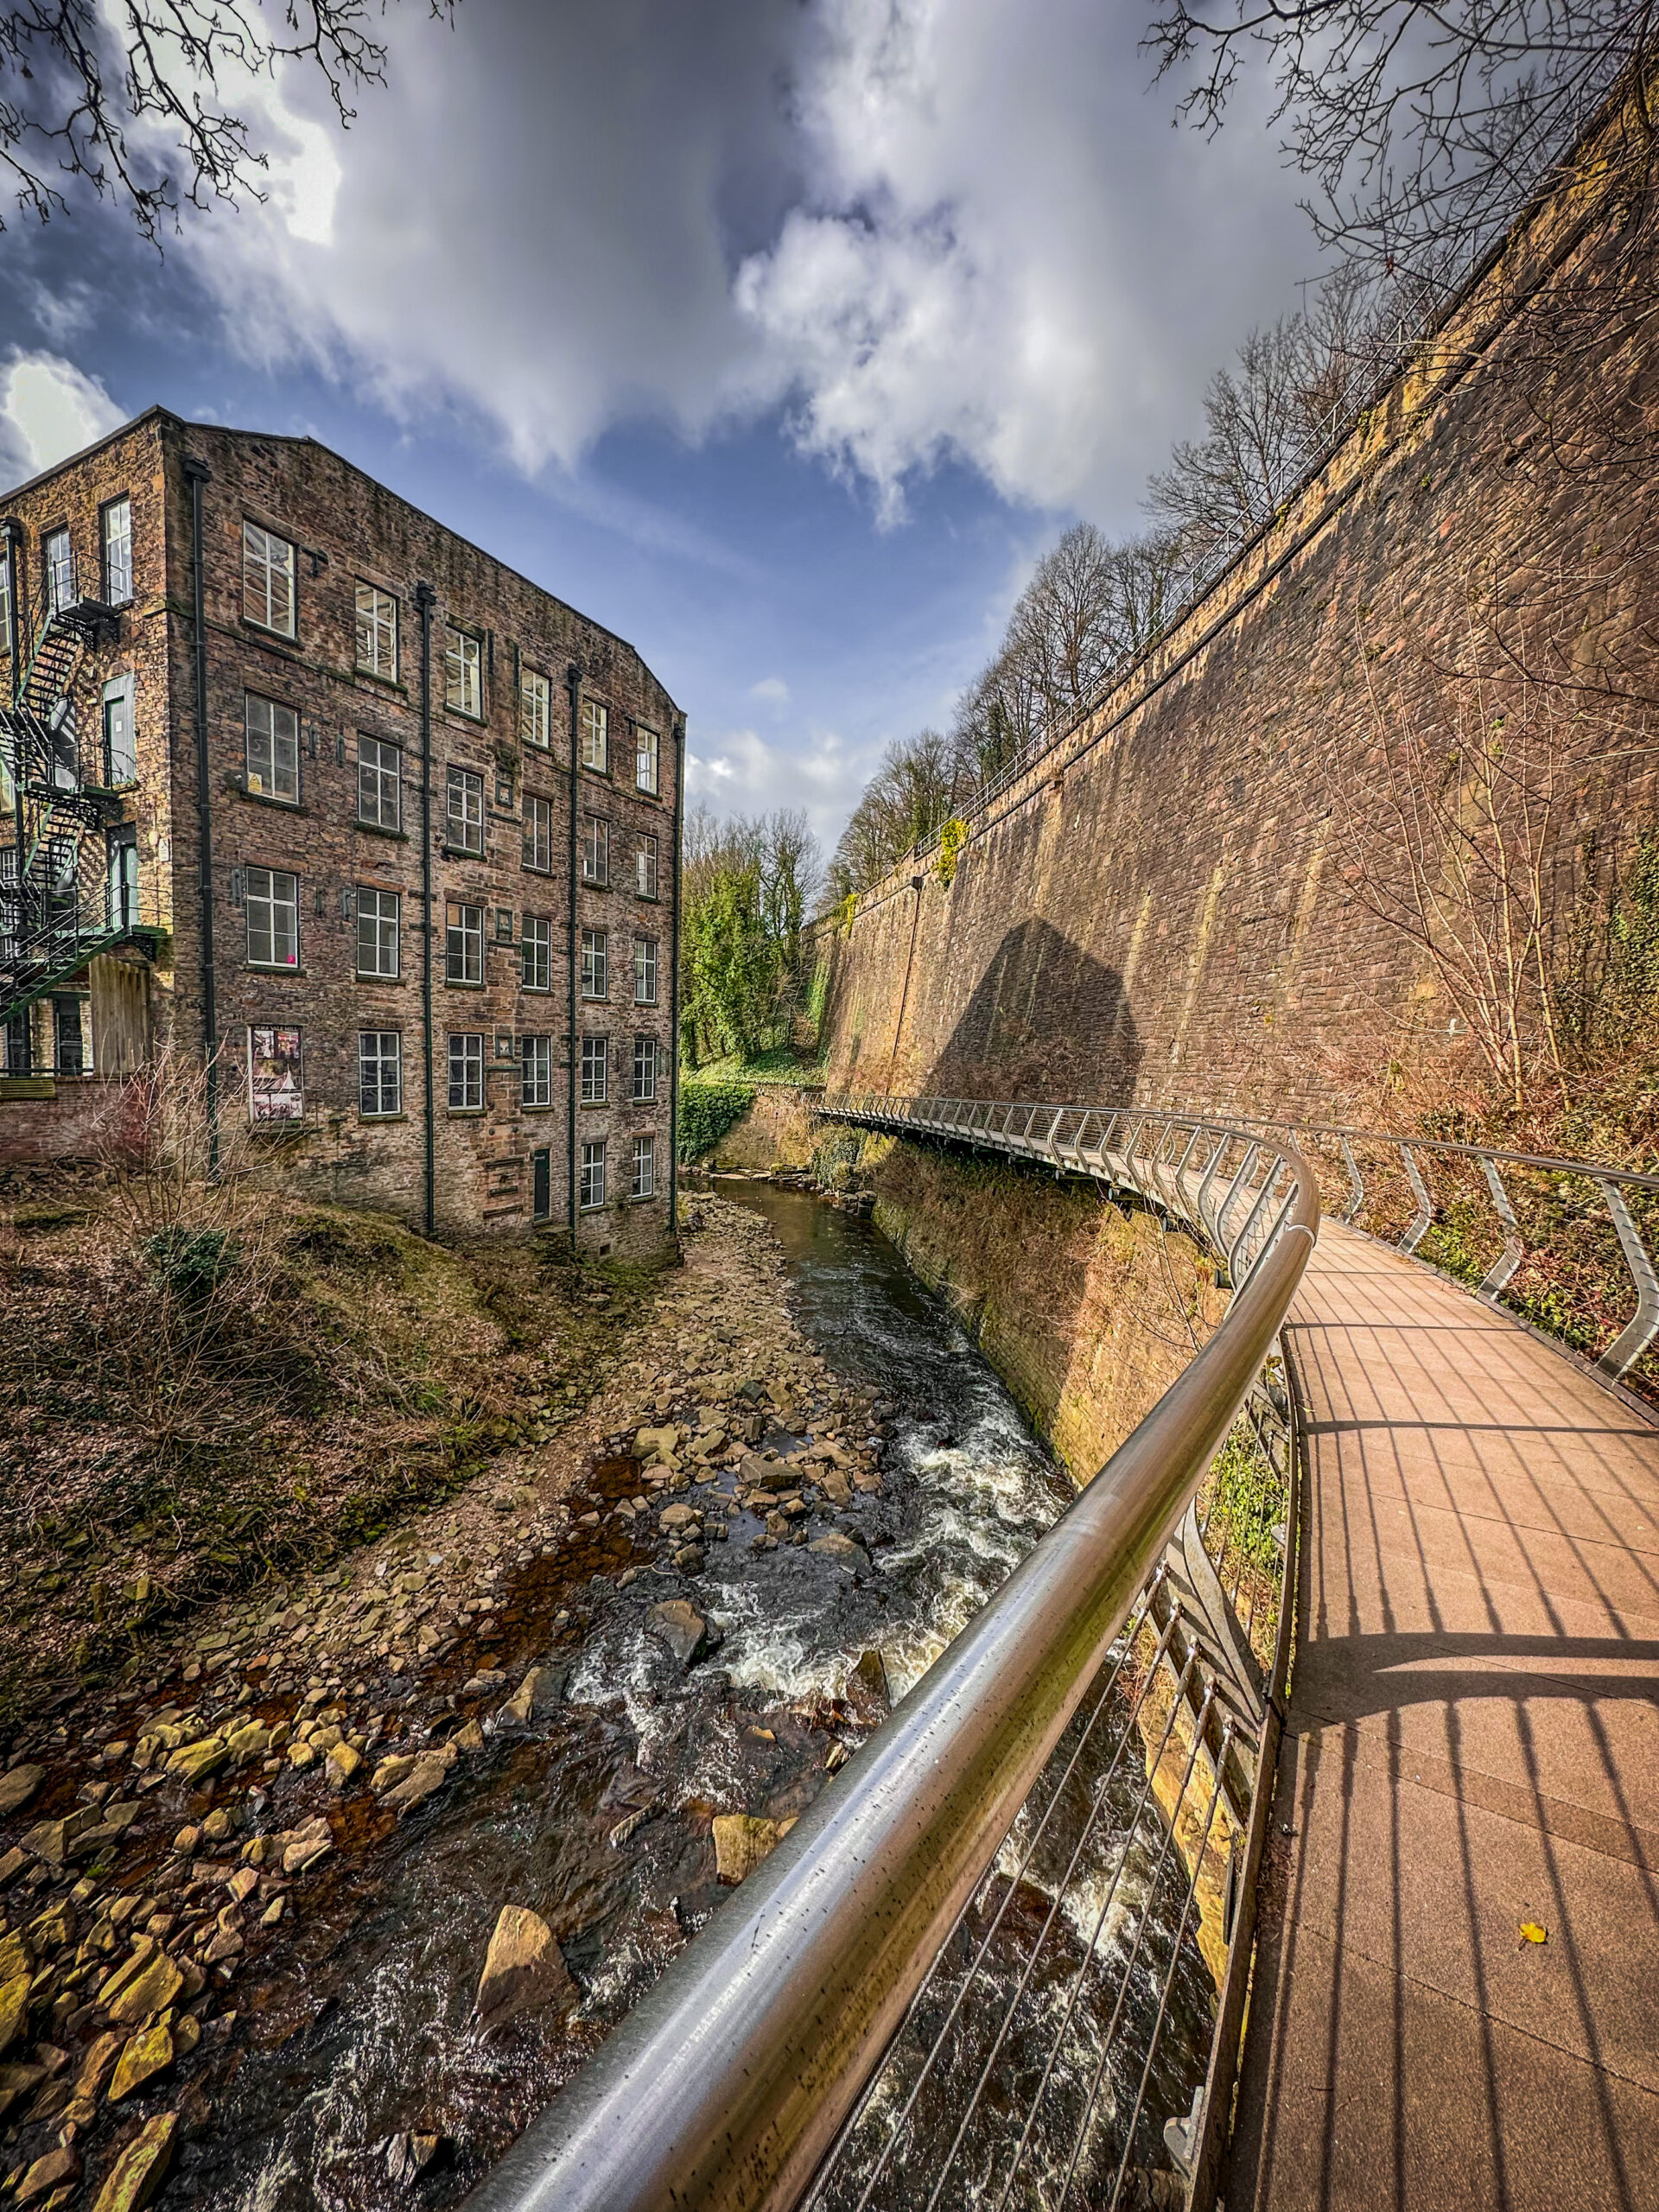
[[1234, 1222, 1659, 2212]]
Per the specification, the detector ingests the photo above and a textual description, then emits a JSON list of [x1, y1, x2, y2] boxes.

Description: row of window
[[245, 524, 662, 789], [238, 862, 659, 1001], [244, 704, 662, 896]]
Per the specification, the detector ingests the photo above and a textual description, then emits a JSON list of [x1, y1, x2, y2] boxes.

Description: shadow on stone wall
[[922, 918, 1141, 1104]]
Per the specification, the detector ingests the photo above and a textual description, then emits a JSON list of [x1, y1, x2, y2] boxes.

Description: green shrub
[[677, 1078, 756, 1161], [141, 1225, 238, 1303]]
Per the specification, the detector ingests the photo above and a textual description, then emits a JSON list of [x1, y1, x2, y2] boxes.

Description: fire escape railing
[[466, 1101, 1319, 2212], [1, 561, 148, 1036]]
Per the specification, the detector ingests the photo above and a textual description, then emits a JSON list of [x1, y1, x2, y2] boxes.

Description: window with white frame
[[101, 499, 132, 605], [633, 934, 658, 1005], [579, 698, 608, 773], [445, 628, 482, 717], [581, 1034, 607, 1104], [632, 1035, 658, 1102], [522, 1033, 553, 1107], [521, 913, 550, 992], [446, 901, 483, 984], [522, 792, 552, 871], [636, 834, 658, 900], [632, 1132, 656, 1199], [243, 521, 296, 637], [635, 724, 659, 796], [447, 766, 484, 854], [448, 1032, 484, 1109], [521, 667, 550, 748], [359, 1030, 402, 1116], [356, 887, 400, 978], [582, 814, 608, 887], [355, 583, 398, 679], [358, 734, 401, 830], [581, 927, 607, 1000], [43, 528, 73, 613], [580, 1137, 607, 1211], [245, 866, 299, 968], [245, 693, 299, 803]]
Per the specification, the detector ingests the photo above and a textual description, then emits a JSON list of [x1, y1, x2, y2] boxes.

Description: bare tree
[[1, 0, 454, 239], [1144, 0, 1653, 286]]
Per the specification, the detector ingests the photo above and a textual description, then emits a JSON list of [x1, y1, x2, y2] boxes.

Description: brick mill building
[[0, 410, 683, 1252]]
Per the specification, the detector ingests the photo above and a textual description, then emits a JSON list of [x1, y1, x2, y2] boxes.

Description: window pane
[[356, 887, 399, 977], [521, 915, 550, 991], [633, 935, 658, 1004], [636, 836, 658, 899], [359, 1030, 401, 1116], [582, 815, 608, 885], [445, 631, 481, 716], [521, 669, 550, 747], [632, 1134, 655, 1198], [521, 1034, 552, 1107], [580, 1139, 607, 1211], [635, 726, 658, 795], [447, 902, 482, 983], [246, 867, 299, 968], [632, 1036, 657, 1102], [245, 695, 299, 802], [581, 1034, 607, 1103], [447, 767, 484, 853], [358, 735, 401, 830], [356, 583, 397, 678], [448, 1033, 483, 1109], [580, 699, 608, 772], [522, 793, 551, 871], [581, 927, 607, 999], [102, 499, 132, 604], [243, 521, 295, 636]]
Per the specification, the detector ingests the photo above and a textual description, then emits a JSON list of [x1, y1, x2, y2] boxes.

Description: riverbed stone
[[711, 1814, 794, 1885], [16, 2147, 80, 2204], [0, 1764, 44, 1819], [91, 2112, 177, 2212], [645, 1600, 716, 1669], [105, 1950, 183, 2026], [810, 1534, 871, 1573], [109, 2019, 175, 2101], [379, 1754, 451, 1816], [499, 1667, 564, 1726], [0, 1970, 30, 2056], [474, 1905, 573, 2032]]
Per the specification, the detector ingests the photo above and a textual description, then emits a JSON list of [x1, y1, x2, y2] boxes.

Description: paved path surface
[[1231, 1220, 1659, 2212]]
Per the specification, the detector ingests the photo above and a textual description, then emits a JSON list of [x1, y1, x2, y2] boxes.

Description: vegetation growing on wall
[[676, 1078, 758, 1162]]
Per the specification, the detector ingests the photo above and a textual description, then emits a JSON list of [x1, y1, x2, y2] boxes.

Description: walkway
[[1231, 1221, 1659, 2211]]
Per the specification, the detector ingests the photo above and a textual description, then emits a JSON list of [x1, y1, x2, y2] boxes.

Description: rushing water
[[176, 1184, 1131, 2211]]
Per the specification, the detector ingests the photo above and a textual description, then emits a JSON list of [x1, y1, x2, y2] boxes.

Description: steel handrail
[[466, 1105, 1319, 2212]]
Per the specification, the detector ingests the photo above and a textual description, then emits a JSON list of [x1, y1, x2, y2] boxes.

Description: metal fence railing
[[466, 1100, 1319, 2212]]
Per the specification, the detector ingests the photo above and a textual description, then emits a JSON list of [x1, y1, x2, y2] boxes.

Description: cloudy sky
[[0, 0, 1318, 853]]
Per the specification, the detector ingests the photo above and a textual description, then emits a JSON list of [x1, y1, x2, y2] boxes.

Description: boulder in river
[[810, 1534, 871, 1573], [712, 1814, 796, 1885], [91, 2110, 177, 2212], [474, 1905, 573, 2032], [852, 1649, 892, 1707], [499, 1666, 566, 1726], [645, 1599, 719, 1668]]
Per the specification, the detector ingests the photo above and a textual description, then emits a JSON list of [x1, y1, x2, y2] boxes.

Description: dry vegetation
[[0, 1077, 667, 1726]]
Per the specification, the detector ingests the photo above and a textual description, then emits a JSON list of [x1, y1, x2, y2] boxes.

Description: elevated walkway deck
[[1234, 1222, 1659, 2211]]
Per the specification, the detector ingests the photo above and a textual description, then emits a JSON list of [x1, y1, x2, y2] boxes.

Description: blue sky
[[0, 0, 1319, 862]]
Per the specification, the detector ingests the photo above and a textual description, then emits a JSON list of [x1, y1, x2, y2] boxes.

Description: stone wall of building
[[818, 126, 1659, 1122], [2, 414, 682, 1254]]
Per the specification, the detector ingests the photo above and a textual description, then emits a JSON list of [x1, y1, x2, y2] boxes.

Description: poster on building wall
[[249, 1026, 303, 1122]]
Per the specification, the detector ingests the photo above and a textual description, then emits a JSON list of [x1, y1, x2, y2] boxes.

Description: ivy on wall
[[677, 1079, 757, 1162]]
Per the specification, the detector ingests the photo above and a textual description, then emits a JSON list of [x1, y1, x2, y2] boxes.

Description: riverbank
[[0, 1193, 927, 2210]]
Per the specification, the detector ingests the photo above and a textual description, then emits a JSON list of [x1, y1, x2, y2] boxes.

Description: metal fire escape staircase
[[1, 581, 149, 1035]]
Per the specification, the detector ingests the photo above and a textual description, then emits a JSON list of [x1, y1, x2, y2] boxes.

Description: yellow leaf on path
[[1521, 1922, 1548, 1944]]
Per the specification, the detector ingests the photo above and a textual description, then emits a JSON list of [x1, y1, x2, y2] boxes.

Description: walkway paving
[[1231, 1221, 1659, 2212]]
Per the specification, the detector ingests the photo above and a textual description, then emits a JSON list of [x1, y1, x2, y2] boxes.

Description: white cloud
[[750, 676, 791, 706], [0, 350, 125, 487], [170, 0, 1312, 525], [688, 724, 869, 845]]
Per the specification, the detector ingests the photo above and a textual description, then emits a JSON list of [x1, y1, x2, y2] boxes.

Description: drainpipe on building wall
[[565, 664, 582, 1244], [668, 714, 685, 1243], [182, 457, 219, 1173], [415, 583, 437, 1238]]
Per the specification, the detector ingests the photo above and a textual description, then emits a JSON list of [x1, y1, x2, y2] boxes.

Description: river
[[179, 1184, 1208, 2212]]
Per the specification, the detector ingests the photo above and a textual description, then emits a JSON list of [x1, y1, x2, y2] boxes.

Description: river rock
[[380, 1753, 452, 1815], [72, 2031, 123, 2100], [810, 1534, 871, 1573], [499, 1666, 564, 1726], [16, 2146, 80, 2204], [658, 1503, 699, 1533], [853, 1649, 892, 1705], [711, 1814, 794, 1885], [820, 1470, 853, 1506], [645, 1600, 717, 1669], [106, 1950, 183, 2026], [385, 2132, 443, 2186], [0, 1764, 44, 1819], [473, 1905, 572, 2032], [372, 1755, 416, 1796], [326, 1742, 363, 1789], [109, 2019, 174, 2101], [0, 1969, 29, 2056], [92, 2111, 178, 2212], [634, 1426, 679, 1463]]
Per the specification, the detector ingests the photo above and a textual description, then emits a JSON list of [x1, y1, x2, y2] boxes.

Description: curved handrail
[[466, 1102, 1319, 2212]]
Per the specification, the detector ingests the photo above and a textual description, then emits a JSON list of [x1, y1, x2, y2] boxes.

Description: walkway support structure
[[467, 1103, 1320, 2212]]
